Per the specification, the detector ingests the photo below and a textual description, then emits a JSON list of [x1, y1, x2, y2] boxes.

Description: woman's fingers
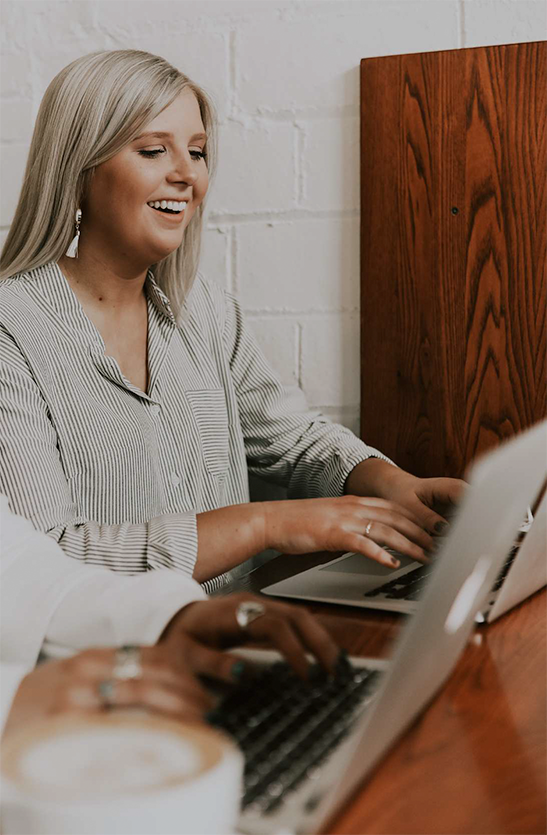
[[345, 533, 402, 568], [358, 520, 430, 564], [241, 601, 340, 678], [64, 647, 215, 719], [106, 678, 207, 720], [282, 608, 340, 674], [387, 478, 466, 534], [349, 501, 434, 552], [182, 639, 252, 685], [248, 616, 312, 679]]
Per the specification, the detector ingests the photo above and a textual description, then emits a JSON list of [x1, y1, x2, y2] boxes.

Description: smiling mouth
[[147, 199, 188, 216], [148, 205, 186, 220]]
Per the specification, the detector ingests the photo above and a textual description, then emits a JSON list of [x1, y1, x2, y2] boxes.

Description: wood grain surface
[[360, 42, 546, 477], [227, 554, 546, 834]]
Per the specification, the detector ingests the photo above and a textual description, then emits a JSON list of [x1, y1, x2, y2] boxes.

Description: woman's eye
[[190, 150, 206, 161], [138, 148, 166, 158]]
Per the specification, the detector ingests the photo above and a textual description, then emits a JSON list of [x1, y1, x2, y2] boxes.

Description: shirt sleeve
[[221, 290, 394, 498], [0, 496, 206, 666], [0, 327, 198, 577], [0, 663, 30, 737]]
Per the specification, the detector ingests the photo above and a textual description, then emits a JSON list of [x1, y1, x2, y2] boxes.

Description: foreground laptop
[[263, 422, 547, 621], [208, 421, 547, 835]]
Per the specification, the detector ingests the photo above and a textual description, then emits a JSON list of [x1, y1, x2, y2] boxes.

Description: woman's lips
[[148, 204, 186, 223]]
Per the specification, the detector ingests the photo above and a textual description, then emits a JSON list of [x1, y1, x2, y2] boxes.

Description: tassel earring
[[65, 208, 82, 258]]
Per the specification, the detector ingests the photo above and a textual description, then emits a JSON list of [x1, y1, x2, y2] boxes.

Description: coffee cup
[[1, 713, 243, 834]]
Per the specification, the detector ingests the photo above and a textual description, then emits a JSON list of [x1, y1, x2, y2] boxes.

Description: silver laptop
[[263, 424, 547, 622], [208, 421, 547, 835]]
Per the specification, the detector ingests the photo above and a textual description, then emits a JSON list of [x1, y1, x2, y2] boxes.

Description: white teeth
[[147, 200, 188, 212]]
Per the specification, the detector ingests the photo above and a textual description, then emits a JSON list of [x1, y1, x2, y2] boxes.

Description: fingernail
[[390, 556, 400, 567], [231, 661, 246, 682], [435, 521, 448, 535]]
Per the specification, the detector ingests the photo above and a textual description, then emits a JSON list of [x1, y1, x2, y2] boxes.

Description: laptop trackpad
[[319, 552, 416, 576]]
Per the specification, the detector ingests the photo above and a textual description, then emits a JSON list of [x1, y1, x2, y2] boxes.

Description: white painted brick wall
[[1, 0, 544, 452]]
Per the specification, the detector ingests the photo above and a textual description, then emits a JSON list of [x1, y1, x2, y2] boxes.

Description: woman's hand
[[345, 458, 466, 534], [261, 495, 434, 568], [194, 466, 460, 582], [3, 646, 213, 740], [160, 593, 341, 681]]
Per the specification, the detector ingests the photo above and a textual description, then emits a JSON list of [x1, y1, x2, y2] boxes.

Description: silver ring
[[98, 679, 116, 708], [364, 521, 373, 537], [235, 601, 266, 630], [112, 645, 142, 681]]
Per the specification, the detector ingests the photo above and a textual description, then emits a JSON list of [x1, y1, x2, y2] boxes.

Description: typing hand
[[160, 594, 340, 682], [260, 495, 433, 568], [3, 646, 213, 739], [345, 458, 466, 536]]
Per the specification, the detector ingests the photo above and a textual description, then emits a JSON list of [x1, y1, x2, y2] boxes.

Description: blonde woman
[[0, 50, 464, 591]]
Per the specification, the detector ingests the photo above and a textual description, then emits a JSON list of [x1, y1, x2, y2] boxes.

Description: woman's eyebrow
[[134, 130, 207, 141]]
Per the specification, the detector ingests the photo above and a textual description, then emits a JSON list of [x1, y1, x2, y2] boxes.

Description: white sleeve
[[0, 663, 30, 736], [43, 570, 207, 659], [0, 497, 206, 666]]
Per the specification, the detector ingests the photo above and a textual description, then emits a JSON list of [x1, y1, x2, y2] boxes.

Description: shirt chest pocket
[[186, 389, 230, 477]]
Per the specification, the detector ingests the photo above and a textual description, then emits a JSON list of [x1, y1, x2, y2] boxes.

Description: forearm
[[193, 503, 267, 583], [344, 457, 402, 498]]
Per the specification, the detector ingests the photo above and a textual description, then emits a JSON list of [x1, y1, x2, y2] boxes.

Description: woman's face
[[82, 88, 209, 270]]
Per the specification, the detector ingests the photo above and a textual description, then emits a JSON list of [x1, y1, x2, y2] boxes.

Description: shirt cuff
[[147, 511, 198, 576]]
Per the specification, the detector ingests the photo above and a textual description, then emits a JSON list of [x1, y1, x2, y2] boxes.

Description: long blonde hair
[[0, 49, 217, 317]]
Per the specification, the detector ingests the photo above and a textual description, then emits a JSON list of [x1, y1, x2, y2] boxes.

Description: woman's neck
[[58, 251, 149, 311]]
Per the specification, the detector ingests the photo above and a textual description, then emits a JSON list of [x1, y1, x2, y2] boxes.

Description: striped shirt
[[0, 261, 389, 591]]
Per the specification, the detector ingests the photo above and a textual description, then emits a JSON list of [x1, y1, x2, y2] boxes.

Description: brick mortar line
[[226, 106, 358, 122], [245, 309, 359, 319], [208, 208, 359, 224]]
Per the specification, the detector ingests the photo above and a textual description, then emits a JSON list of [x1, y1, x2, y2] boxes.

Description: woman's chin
[[146, 240, 181, 263]]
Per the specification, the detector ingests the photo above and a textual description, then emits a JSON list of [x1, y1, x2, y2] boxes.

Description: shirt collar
[[145, 271, 177, 324]]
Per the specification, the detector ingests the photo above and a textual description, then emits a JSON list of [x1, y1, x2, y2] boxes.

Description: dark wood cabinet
[[360, 42, 546, 477]]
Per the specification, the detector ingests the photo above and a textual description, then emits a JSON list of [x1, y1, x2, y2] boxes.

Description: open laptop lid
[[306, 420, 547, 834], [486, 485, 547, 622]]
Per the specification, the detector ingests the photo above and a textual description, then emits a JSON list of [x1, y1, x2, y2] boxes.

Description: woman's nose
[[169, 154, 198, 185]]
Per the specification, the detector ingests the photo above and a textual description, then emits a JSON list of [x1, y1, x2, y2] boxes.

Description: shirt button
[[150, 404, 160, 418], [170, 473, 181, 487]]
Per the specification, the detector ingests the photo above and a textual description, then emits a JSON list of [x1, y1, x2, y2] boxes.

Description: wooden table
[[221, 553, 546, 835]]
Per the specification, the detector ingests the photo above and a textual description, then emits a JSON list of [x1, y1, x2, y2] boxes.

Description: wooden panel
[[360, 43, 546, 477]]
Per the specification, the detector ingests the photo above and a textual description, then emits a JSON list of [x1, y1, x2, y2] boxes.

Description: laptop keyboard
[[364, 542, 521, 602], [364, 563, 435, 600], [207, 658, 381, 815]]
